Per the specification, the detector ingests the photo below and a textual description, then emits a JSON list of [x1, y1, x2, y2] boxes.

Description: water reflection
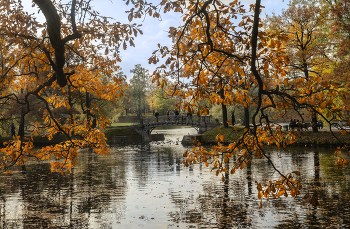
[[0, 128, 349, 228]]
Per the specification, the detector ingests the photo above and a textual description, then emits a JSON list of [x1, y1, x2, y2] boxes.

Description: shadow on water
[[0, 129, 349, 228]]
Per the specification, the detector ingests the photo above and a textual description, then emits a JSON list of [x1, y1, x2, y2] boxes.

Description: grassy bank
[[108, 123, 137, 127], [0, 134, 72, 147], [201, 126, 245, 144], [104, 127, 139, 142], [201, 125, 350, 147], [0, 127, 139, 147]]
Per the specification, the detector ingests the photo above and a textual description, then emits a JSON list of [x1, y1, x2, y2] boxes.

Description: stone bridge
[[129, 115, 219, 142]]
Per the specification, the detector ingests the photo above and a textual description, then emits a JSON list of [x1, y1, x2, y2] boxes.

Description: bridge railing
[[140, 115, 211, 126]]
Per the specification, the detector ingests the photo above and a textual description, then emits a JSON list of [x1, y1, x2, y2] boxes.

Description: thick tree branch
[[33, 0, 67, 87]]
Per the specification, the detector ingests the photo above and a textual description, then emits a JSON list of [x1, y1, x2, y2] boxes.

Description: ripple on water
[[0, 130, 349, 228]]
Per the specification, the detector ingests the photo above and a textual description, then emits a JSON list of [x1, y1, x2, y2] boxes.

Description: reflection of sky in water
[[153, 126, 198, 142], [0, 128, 349, 228]]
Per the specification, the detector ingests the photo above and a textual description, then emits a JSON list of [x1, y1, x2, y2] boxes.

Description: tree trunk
[[244, 107, 250, 129], [303, 61, 318, 132], [18, 89, 25, 139], [138, 97, 141, 117], [18, 111, 25, 139], [312, 111, 318, 132], [68, 86, 74, 135], [222, 103, 228, 128], [68, 85, 73, 120], [86, 91, 91, 121], [220, 89, 228, 127]]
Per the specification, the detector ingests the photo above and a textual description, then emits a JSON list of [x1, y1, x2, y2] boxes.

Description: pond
[[0, 127, 349, 228]]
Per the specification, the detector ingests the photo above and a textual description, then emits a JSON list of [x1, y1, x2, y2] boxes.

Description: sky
[[23, 0, 290, 81]]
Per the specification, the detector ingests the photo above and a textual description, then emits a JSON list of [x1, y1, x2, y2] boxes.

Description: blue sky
[[23, 0, 289, 80]]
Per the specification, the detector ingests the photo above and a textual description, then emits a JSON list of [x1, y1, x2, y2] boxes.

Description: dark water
[[0, 127, 349, 228]]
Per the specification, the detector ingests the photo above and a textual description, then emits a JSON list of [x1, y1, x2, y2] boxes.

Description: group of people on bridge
[[154, 109, 193, 123], [288, 119, 323, 131]]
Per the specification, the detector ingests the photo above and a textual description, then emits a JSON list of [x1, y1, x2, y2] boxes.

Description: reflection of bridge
[[129, 115, 219, 142]]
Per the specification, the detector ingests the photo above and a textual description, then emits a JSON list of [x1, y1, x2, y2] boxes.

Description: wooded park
[[0, 0, 350, 210]]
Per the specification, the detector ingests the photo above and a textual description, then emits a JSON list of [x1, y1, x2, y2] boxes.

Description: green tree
[[149, 85, 177, 115], [130, 64, 150, 117]]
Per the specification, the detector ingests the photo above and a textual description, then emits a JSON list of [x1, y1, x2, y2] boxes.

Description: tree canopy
[[130, 64, 150, 117], [147, 0, 350, 206], [1, 0, 349, 207], [0, 0, 136, 173]]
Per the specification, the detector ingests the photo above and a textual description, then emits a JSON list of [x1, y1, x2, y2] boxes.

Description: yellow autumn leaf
[[277, 189, 285, 197]]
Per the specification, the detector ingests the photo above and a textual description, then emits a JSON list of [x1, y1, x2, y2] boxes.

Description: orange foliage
[[143, 0, 350, 207], [0, 0, 138, 173], [1, 0, 349, 209]]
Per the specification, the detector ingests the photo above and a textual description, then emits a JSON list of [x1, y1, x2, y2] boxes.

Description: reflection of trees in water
[[304, 150, 321, 229], [72, 149, 128, 225], [247, 162, 252, 195], [274, 149, 350, 228], [167, 183, 252, 228], [167, 160, 252, 228], [130, 144, 152, 187], [19, 163, 72, 228], [131, 144, 180, 188], [0, 148, 128, 227], [165, 147, 350, 228], [288, 147, 311, 168], [304, 150, 350, 228], [1, 145, 350, 228]]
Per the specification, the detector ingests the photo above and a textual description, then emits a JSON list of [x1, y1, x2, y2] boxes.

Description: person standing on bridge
[[187, 112, 192, 124], [155, 110, 159, 122], [166, 109, 171, 122], [175, 109, 179, 122]]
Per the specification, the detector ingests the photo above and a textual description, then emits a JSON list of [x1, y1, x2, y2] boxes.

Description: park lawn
[[0, 127, 139, 147], [108, 123, 137, 127], [201, 125, 350, 147], [201, 126, 245, 144], [104, 127, 139, 139], [0, 134, 70, 147], [293, 130, 350, 146]]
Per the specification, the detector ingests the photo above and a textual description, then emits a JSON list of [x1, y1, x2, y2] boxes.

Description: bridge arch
[[129, 115, 219, 142]]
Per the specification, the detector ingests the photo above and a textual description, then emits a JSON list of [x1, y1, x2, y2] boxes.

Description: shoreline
[[0, 126, 164, 147], [198, 125, 350, 148], [1, 125, 348, 148]]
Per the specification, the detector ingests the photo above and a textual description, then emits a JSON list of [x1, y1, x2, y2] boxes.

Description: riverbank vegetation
[[0, 127, 139, 147], [104, 127, 139, 142], [201, 126, 350, 147]]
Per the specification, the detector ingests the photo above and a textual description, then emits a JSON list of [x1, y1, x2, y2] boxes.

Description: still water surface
[[0, 127, 349, 228]]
